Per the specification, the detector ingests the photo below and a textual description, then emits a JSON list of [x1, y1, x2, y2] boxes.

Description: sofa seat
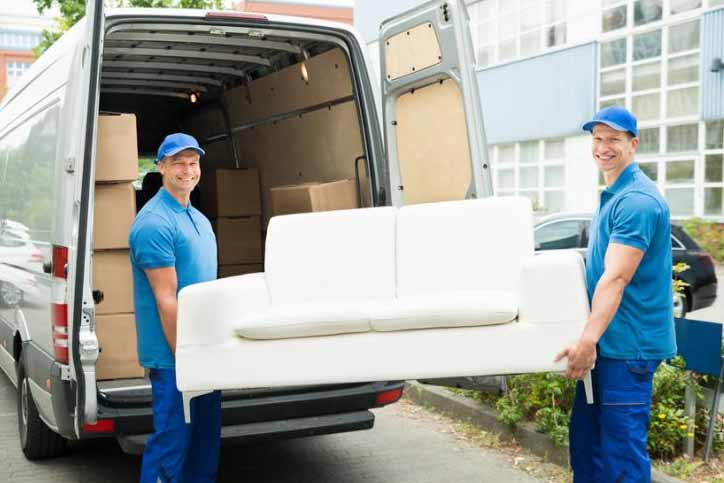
[[236, 300, 370, 340], [370, 291, 517, 332]]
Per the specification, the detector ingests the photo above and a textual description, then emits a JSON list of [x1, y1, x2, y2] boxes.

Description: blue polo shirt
[[586, 162, 676, 360], [129, 188, 217, 369]]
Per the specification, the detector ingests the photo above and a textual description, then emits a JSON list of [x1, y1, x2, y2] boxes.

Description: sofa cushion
[[265, 207, 396, 305], [235, 301, 370, 340], [370, 291, 517, 332], [396, 197, 534, 297]]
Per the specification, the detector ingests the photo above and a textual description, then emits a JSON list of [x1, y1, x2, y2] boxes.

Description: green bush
[[681, 218, 724, 262]]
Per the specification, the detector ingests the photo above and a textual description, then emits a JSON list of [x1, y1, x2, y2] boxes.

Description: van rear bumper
[[117, 409, 375, 455], [88, 381, 403, 449]]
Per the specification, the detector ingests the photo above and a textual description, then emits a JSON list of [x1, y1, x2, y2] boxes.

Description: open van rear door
[[66, 0, 105, 431], [380, 1, 496, 391], [379, 0, 493, 207]]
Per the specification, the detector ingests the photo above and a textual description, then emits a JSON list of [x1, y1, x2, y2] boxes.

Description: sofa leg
[[583, 371, 594, 404], [182, 390, 213, 423]]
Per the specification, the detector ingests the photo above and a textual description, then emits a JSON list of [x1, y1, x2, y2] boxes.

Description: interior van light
[[190, 92, 198, 104], [301, 49, 310, 82]]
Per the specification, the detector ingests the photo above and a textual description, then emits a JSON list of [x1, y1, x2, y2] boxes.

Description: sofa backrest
[[265, 207, 397, 305], [395, 197, 534, 297]]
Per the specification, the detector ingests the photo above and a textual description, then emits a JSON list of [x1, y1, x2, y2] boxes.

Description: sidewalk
[[404, 381, 683, 483]]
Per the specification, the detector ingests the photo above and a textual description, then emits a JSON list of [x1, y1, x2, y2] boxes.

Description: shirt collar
[[604, 162, 639, 195], [159, 187, 189, 213]]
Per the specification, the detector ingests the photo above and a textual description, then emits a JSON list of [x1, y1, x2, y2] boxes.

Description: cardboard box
[[270, 179, 358, 216], [94, 183, 136, 249], [92, 250, 133, 315], [96, 314, 144, 380], [218, 263, 264, 278], [96, 113, 139, 182], [213, 217, 262, 265], [201, 168, 261, 218]]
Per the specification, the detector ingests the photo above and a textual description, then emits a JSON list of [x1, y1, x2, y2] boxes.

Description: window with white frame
[[0, 31, 41, 51], [492, 138, 566, 213], [596, 0, 724, 219], [467, 0, 567, 68], [6, 61, 32, 88]]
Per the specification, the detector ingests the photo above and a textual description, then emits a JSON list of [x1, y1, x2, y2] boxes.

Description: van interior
[[93, 19, 374, 391]]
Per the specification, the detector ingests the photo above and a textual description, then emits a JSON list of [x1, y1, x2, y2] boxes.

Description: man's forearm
[[156, 296, 178, 354], [581, 272, 628, 344]]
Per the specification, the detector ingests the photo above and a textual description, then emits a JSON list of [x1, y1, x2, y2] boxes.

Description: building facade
[[356, 0, 724, 221], [0, 0, 55, 100]]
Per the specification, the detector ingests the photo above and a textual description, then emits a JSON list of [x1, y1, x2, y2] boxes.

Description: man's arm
[[554, 242, 644, 379], [145, 267, 179, 354]]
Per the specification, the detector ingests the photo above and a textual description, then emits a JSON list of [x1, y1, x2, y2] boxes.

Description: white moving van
[[0, 0, 492, 459]]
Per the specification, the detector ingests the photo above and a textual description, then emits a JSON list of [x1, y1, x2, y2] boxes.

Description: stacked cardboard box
[[93, 113, 144, 380], [201, 168, 263, 277], [270, 179, 359, 216]]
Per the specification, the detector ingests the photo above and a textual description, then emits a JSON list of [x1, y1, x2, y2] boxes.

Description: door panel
[[380, 0, 492, 207]]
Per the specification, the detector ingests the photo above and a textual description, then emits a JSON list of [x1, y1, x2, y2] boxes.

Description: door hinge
[[65, 156, 75, 173], [60, 364, 71, 381]]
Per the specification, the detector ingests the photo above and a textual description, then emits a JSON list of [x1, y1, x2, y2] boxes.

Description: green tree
[[33, 0, 224, 57]]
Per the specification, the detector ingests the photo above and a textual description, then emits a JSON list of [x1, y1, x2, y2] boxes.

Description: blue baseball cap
[[582, 106, 638, 137], [154, 133, 205, 164]]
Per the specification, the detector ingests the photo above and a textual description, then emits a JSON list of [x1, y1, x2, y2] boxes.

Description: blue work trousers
[[569, 356, 660, 483], [140, 368, 222, 483]]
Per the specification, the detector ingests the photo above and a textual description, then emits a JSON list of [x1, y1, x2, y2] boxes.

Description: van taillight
[[51, 245, 69, 364]]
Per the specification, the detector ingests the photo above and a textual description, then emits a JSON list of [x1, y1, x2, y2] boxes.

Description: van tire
[[16, 361, 67, 460]]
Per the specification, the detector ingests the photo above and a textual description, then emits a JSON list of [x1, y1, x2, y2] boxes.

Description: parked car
[[534, 212, 718, 317]]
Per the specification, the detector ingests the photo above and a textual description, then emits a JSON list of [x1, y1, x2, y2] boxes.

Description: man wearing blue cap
[[555, 106, 676, 482], [129, 133, 221, 482]]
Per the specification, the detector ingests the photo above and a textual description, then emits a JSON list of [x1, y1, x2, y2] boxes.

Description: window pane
[[520, 166, 539, 188], [521, 4, 543, 31], [669, 20, 700, 54], [638, 128, 660, 154], [665, 188, 694, 215], [666, 160, 695, 184], [705, 154, 723, 183], [499, 144, 515, 163], [478, 45, 493, 67], [521, 30, 541, 57], [670, 0, 701, 15], [632, 93, 660, 121], [543, 190, 565, 213], [546, 24, 566, 48], [545, 139, 565, 159], [706, 121, 724, 149], [499, 39, 517, 61], [499, 13, 518, 40], [478, 20, 494, 45], [634, 0, 662, 26], [705, 188, 723, 216], [497, 169, 515, 189], [544, 166, 565, 187], [602, 38, 627, 67], [711, 0, 724, 6], [602, 68, 626, 96], [535, 220, 580, 250], [640, 162, 658, 180], [520, 190, 540, 208], [667, 87, 698, 117], [668, 54, 699, 85], [633, 30, 662, 60], [520, 141, 539, 163], [632, 62, 660, 91], [600, 97, 625, 110], [603, 5, 627, 32], [667, 124, 698, 152], [545, 0, 566, 24]]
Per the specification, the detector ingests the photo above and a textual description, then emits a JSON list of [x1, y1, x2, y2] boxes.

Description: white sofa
[[176, 197, 592, 421]]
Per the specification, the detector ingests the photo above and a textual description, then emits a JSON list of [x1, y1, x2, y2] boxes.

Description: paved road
[[0, 373, 543, 483], [688, 263, 724, 323]]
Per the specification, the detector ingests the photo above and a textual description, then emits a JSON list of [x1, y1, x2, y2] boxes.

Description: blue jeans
[[569, 357, 660, 483], [140, 369, 221, 483]]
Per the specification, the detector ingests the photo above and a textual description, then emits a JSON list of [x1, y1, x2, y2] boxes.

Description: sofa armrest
[[518, 252, 590, 324], [177, 273, 271, 348]]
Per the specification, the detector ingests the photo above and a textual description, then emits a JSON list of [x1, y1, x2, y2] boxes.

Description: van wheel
[[17, 361, 67, 460]]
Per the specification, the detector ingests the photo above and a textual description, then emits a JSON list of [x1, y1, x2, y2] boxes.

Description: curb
[[403, 381, 683, 483]]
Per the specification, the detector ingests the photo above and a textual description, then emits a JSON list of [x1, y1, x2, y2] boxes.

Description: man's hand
[[555, 338, 597, 380]]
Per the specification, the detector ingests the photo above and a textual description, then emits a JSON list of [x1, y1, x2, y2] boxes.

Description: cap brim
[[154, 145, 205, 163], [582, 120, 635, 136]]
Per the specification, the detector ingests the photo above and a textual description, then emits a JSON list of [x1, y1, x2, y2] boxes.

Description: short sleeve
[[609, 192, 662, 252], [129, 214, 176, 270]]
